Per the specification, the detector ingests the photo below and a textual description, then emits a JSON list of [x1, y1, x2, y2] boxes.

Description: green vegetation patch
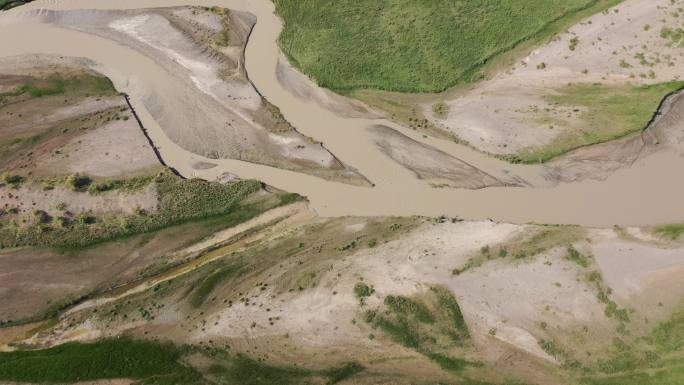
[[647, 305, 684, 354], [653, 223, 684, 240], [538, 339, 581, 369], [514, 81, 684, 163], [208, 354, 363, 385], [0, 339, 364, 385], [275, 0, 617, 93], [273, 217, 420, 293], [0, 72, 117, 104], [579, 302, 684, 384], [210, 354, 312, 385], [0, 338, 202, 384], [364, 286, 474, 373], [353, 281, 374, 305], [190, 263, 243, 308], [384, 295, 435, 324], [433, 286, 470, 344], [582, 366, 684, 385], [0, 171, 265, 249], [453, 225, 585, 276], [0, 0, 33, 11], [565, 245, 590, 268]]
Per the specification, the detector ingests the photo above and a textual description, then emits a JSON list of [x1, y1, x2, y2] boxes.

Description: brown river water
[[2, 0, 684, 226]]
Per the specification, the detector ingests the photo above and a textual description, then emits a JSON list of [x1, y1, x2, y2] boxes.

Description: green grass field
[[0, 338, 202, 384], [513, 81, 684, 163], [0, 339, 364, 385], [275, 0, 621, 93]]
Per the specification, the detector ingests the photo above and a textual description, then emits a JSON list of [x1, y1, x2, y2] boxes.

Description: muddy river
[[2, 0, 684, 226]]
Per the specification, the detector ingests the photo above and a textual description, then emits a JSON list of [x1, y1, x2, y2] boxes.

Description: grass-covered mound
[[275, 0, 620, 93]]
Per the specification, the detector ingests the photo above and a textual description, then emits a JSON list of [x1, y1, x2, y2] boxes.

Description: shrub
[[66, 174, 92, 191], [2, 173, 24, 186], [566, 246, 589, 267], [32, 210, 51, 224], [88, 181, 114, 194], [78, 214, 96, 225], [354, 282, 374, 300], [432, 102, 449, 118]]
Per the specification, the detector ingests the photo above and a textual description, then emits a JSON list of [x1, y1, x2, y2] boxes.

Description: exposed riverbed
[[2, 0, 684, 226]]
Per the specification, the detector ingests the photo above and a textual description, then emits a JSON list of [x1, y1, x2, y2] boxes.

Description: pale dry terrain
[[13, 6, 369, 186], [0, 1, 683, 385], [5, 206, 683, 384], [426, 0, 684, 157]]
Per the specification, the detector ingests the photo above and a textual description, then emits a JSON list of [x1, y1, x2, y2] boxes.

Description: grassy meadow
[[275, 0, 621, 93], [0, 338, 364, 385], [514, 81, 684, 163], [0, 338, 203, 384]]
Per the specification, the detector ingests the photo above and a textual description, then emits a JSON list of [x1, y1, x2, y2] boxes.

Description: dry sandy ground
[[0, 183, 158, 222], [546, 88, 684, 182], [426, 0, 684, 158], [369, 125, 507, 188], [0, 60, 191, 325], [12, 212, 682, 383], [264, 0, 684, 187], [0, 59, 163, 227], [37, 117, 160, 178], [0, 55, 160, 179], [15, 7, 368, 185], [592, 230, 684, 322], [6, 2, 684, 225], [275, 52, 378, 119], [0, 95, 122, 138]]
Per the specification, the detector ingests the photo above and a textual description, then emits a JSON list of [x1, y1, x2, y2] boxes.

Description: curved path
[[2, 0, 684, 226]]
